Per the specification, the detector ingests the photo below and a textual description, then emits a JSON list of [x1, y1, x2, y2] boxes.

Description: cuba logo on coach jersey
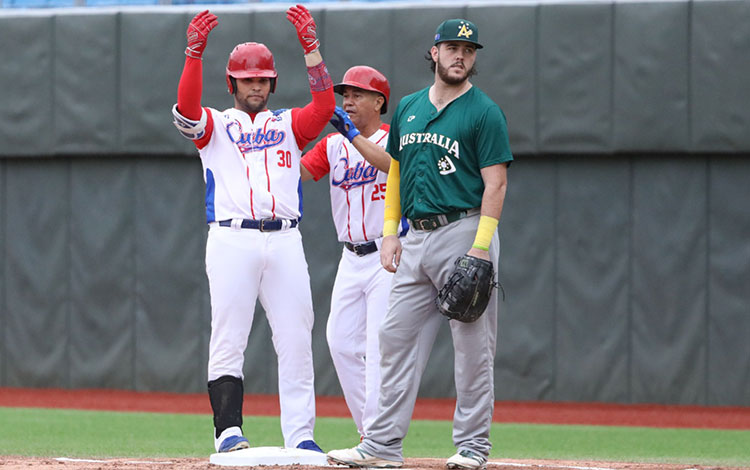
[[225, 120, 286, 154], [331, 156, 378, 191]]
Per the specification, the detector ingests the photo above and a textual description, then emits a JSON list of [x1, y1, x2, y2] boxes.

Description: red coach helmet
[[226, 42, 278, 94], [333, 65, 390, 114]]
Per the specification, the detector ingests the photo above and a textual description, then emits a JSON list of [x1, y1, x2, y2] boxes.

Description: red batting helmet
[[333, 65, 390, 114], [226, 42, 278, 94]]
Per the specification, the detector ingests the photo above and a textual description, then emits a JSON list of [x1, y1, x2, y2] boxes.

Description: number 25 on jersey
[[371, 183, 387, 201]]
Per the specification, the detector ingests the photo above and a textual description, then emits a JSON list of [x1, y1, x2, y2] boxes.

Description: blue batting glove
[[330, 106, 361, 143]]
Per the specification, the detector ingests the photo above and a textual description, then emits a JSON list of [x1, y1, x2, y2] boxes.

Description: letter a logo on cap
[[434, 19, 483, 48], [457, 21, 473, 39]]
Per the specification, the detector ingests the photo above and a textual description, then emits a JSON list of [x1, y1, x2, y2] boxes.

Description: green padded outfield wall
[[0, 1, 749, 405]]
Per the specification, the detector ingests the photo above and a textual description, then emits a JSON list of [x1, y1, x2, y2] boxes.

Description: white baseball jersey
[[187, 106, 304, 223], [301, 125, 390, 243], [173, 103, 317, 450]]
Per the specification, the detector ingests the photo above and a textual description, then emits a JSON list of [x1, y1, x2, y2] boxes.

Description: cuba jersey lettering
[[301, 125, 389, 243], [226, 120, 286, 153], [331, 157, 379, 191], [199, 107, 303, 223]]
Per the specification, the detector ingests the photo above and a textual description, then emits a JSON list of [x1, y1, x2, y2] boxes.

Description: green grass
[[1, 407, 748, 467]]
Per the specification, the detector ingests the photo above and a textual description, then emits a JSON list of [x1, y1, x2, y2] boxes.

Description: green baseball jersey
[[386, 85, 513, 220]]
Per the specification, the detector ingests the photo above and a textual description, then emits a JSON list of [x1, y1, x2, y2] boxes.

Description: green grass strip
[[1, 407, 748, 467]]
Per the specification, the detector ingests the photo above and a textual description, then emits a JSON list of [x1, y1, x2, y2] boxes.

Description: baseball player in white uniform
[[172, 6, 335, 454], [300, 66, 406, 439]]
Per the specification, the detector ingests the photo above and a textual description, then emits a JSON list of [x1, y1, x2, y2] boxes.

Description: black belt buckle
[[258, 218, 277, 232], [353, 243, 369, 256], [346, 241, 377, 256], [415, 218, 439, 231]]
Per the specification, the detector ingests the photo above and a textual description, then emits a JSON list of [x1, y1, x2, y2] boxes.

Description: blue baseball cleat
[[218, 435, 250, 453], [296, 439, 324, 453]]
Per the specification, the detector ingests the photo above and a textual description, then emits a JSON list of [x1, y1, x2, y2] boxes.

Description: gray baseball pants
[[360, 213, 500, 461]]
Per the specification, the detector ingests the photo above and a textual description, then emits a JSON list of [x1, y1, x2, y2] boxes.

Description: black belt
[[218, 218, 298, 232], [408, 208, 480, 232], [344, 241, 378, 256]]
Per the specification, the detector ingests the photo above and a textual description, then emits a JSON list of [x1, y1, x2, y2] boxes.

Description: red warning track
[[0, 387, 748, 430]]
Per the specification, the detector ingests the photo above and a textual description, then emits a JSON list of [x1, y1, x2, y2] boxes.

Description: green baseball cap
[[433, 19, 483, 49]]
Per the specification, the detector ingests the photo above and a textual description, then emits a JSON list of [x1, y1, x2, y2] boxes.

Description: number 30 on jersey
[[277, 150, 292, 168]]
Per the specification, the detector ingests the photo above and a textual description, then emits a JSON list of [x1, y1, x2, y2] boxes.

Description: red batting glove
[[286, 4, 320, 54], [185, 10, 218, 59]]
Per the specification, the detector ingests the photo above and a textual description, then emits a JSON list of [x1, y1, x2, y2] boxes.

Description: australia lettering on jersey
[[331, 156, 378, 191], [225, 119, 286, 154], [399, 132, 460, 159]]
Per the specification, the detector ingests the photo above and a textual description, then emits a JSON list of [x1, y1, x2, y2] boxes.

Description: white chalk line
[[489, 462, 696, 470], [53, 457, 701, 470], [489, 463, 614, 470], [56, 457, 174, 465]]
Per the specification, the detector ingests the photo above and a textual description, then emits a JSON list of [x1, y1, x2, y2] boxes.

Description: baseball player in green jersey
[[327, 19, 512, 470]]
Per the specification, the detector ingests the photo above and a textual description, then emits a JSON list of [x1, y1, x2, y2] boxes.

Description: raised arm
[[173, 11, 218, 147], [177, 10, 218, 119], [286, 4, 336, 149]]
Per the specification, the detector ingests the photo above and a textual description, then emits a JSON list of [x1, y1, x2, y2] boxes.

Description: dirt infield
[[0, 456, 742, 470]]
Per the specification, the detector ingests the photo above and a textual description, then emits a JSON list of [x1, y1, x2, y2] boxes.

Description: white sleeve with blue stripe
[[172, 104, 207, 140]]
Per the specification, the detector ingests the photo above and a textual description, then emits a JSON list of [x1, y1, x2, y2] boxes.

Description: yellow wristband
[[472, 215, 499, 251], [383, 219, 400, 237], [382, 158, 402, 238]]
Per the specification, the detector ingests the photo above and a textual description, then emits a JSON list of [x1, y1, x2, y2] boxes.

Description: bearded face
[[432, 42, 477, 85], [234, 77, 272, 114]]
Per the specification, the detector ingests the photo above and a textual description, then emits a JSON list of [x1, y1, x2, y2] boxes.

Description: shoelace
[[460, 450, 485, 463]]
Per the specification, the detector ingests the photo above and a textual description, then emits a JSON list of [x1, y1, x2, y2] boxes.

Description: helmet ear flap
[[270, 77, 277, 93]]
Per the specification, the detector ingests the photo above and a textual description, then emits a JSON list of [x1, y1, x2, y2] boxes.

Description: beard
[[436, 58, 476, 85], [237, 94, 269, 114]]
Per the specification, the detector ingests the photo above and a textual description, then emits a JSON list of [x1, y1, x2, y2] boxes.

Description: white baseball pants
[[326, 246, 392, 436], [205, 225, 316, 448]]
